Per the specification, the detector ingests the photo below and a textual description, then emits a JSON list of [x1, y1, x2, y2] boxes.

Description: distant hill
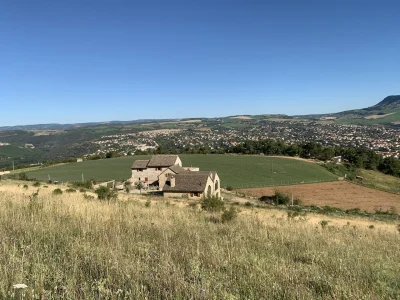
[[370, 95, 400, 110], [0, 119, 173, 131], [300, 95, 400, 125], [1, 95, 399, 132]]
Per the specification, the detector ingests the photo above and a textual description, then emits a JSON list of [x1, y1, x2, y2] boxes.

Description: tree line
[[153, 139, 400, 178]]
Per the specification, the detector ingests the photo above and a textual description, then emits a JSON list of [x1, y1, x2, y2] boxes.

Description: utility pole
[[12, 161, 14, 171], [82, 173, 84, 181]]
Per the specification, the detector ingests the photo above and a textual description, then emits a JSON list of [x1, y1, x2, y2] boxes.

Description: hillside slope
[[322, 95, 400, 125]]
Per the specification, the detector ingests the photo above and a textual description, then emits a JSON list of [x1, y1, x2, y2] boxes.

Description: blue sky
[[1, 0, 399, 126]]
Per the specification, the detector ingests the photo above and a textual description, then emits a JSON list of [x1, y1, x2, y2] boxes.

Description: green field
[[25, 155, 338, 188]]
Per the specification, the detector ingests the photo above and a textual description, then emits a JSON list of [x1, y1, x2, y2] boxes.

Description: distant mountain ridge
[[0, 119, 173, 131]]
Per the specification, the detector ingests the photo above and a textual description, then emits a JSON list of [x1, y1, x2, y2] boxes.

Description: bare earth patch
[[230, 116, 253, 120], [364, 112, 395, 119], [180, 119, 202, 123], [238, 181, 400, 213]]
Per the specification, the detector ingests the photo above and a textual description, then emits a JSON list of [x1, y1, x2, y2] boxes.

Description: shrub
[[95, 186, 117, 201], [274, 190, 290, 205], [33, 181, 41, 187], [52, 188, 63, 195], [244, 201, 253, 207], [83, 193, 95, 200], [319, 220, 329, 228], [226, 186, 233, 191], [287, 211, 300, 219], [18, 172, 28, 181], [293, 198, 303, 205], [259, 195, 274, 204], [221, 206, 238, 223], [201, 196, 225, 212], [72, 180, 93, 189], [23, 184, 28, 189], [369, 225, 375, 229], [66, 188, 76, 193], [145, 200, 151, 207]]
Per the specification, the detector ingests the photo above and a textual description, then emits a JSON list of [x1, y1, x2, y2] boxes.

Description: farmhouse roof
[[163, 173, 210, 192], [131, 160, 149, 169], [169, 165, 188, 174], [196, 171, 217, 181], [147, 155, 179, 167]]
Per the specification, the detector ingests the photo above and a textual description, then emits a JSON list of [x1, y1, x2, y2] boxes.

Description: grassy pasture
[[0, 181, 399, 299], [25, 155, 337, 188]]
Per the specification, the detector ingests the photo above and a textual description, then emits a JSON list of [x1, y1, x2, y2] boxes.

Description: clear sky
[[1, 0, 399, 126]]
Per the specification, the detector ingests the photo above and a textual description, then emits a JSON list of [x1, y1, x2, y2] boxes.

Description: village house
[[131, 155, 182, 186], [130, 155, 220, 198]]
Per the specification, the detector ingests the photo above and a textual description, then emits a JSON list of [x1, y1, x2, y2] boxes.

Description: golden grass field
[[0, 180, 399, 299]]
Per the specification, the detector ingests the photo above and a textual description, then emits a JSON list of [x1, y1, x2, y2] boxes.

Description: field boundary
[[345, 179, 400, 196], [231, 177, 339, 189]]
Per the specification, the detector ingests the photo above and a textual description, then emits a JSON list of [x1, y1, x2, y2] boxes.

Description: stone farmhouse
[[131, 155, 220, 199]]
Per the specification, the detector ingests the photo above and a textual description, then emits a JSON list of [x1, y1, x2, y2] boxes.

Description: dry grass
[[0, 180, 400, 299]]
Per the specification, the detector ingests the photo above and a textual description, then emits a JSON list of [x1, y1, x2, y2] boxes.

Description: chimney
[[170, 175, 176, 187]]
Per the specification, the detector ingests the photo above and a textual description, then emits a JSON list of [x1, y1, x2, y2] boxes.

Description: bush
[[23, 184, 28, 189], [52, 188, 63, 195], [274, 190, 290, 205], [66, 188, 76, 193], [83, 193, 95, 200], [33, 181, 41, 187], [95, 186, 117, 201], [319, 220, 329, 228], [293, 198, 303, 205], [201, 196, 225, 212], [72, 180, 94, 189], [244, 201, 253, 207], [221, 206, 238, 223], [145, 200, 151, 207], [226, 186, 233, 191], [18, 172, 28, 181]]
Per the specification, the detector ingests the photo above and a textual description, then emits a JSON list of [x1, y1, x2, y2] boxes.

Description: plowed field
[[238, 181, 400, 213]]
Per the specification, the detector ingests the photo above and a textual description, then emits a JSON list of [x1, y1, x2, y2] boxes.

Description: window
[[157, 167, 162, 171], [165, 174, 168, 177], [190, 193, 194, 197], [145, 177, 148, 182], [194, 192, 199, 197], [215, 180, 219, 190]]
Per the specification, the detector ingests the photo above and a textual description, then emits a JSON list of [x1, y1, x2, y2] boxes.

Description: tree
[[135, 181, 145, 194], [378, 157, 400, 177]]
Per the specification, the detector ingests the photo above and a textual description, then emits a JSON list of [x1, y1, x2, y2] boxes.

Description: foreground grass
[[0, 184, 399, 299]]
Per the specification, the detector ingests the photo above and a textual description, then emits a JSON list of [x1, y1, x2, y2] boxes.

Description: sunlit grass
[[0, 181, 399, 299]]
